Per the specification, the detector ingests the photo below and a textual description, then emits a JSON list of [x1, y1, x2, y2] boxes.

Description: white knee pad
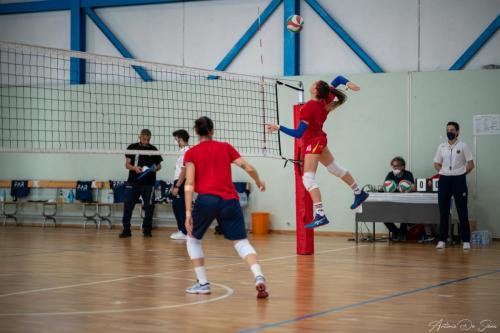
[[186, 236, 204, 260], [327, 161, 348, 178], [302, 172, 319, 191], [234, 239, 256, 259]]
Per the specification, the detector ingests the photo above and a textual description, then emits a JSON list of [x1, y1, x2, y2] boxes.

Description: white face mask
[[392, 169, 401, 176]]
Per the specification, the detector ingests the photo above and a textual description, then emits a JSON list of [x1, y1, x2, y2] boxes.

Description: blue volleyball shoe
[[350, 190, 369, 210], [305, 214, 330, 229]]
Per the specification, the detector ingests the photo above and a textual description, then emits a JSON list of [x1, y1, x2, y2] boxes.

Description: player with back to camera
[[266, 76, 369, 229], [183, 116, 269, 298]]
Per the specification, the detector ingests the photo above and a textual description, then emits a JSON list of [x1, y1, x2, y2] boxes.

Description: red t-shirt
[[299, 99, 329, 141], [183, 140, 241, 200]]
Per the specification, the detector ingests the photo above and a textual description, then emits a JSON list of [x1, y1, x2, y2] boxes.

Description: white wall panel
[[302, 0, 419, 74], [0, 11, 70, 50], [87, 4, 184, 65], [183, 0, 283, 75], [420, 0, 500, 71], [0, 0, 499, 75]]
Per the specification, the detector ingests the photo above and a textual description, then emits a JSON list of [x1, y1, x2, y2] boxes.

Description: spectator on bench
[[384, 156, 415, 242]]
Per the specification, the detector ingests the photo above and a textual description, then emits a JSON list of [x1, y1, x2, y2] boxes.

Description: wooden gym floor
[[0, 226, 499, 333]]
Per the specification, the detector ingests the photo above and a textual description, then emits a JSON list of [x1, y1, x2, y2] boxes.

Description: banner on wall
[[473, 115, 500, 135]]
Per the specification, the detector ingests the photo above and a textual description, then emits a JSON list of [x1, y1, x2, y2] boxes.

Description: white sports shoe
[[170, 231, 187, 240], [185, 282, 211, 294], [463, 242, 471, 250], [436, 241, 446, 249]]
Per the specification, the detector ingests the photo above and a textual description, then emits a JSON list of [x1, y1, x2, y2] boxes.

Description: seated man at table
[[384, 156, 415, 242]]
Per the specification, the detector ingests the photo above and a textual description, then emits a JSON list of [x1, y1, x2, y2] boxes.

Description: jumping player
[[266, 76, 369, 229]]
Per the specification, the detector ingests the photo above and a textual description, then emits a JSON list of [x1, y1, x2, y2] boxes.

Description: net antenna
[[0, 41, 299, 158], [275, 80, 304, 167]]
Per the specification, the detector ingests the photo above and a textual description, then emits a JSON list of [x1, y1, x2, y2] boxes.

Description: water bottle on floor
[[68, 190, 75, 204]]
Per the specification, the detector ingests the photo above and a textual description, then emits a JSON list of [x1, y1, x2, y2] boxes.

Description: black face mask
[[447, 132, 456, 140]]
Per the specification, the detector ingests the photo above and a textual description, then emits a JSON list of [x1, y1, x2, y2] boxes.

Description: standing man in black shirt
[[119, 129, 163, 238], [384, 156, 415, 241]]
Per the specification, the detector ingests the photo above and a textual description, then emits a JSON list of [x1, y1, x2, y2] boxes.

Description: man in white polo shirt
[[433, 121, 475, 250], [170, 129, 190, 240]]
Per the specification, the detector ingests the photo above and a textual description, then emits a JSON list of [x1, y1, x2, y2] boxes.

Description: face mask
[[392, 169, 401, 176], [447, 132, 456, 140]]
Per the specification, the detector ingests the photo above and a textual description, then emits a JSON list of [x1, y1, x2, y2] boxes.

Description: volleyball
[[383, 180, 397, 193], [398, 180, 413, 193], [286, 15, 304, 33]]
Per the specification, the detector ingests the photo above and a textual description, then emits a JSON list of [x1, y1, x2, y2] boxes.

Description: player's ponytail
[[331, 88, 347, 107]]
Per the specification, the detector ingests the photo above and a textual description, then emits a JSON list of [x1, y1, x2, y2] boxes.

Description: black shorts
[[192, 194, 246, 241]]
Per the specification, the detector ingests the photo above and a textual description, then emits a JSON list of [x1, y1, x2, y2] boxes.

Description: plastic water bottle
[[57, 190, 64, 204], [481, 230, 492, 246], [471, 231, 480, 246], [471, 230, 491, 247], [107, 190, 114, 204], [68, 190, 75, 204]]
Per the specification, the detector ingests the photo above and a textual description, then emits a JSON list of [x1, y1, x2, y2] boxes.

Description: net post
[[294, 103, 314, 255]]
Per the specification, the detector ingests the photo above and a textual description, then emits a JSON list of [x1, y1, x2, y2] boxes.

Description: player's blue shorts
[[192, 194, 246, 241]]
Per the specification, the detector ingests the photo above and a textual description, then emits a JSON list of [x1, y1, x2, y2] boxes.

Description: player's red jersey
[[183, 140, 240, 200], [299, 99, 329, 141]]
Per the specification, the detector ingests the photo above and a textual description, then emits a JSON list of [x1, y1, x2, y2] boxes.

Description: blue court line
[[238, 268, 500, 333]]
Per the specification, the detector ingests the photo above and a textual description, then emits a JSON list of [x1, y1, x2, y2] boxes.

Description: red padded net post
[[294, 104, 314, 255]]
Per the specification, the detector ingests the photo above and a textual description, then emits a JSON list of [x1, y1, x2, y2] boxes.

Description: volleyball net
[[0, 41, 300, 157]]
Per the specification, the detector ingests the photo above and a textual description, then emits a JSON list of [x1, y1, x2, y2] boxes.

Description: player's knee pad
[[302, 172, 319, 191], [234, 239, 256, 259], [327, 161, 348, 178], [186, 236, 204, 260]]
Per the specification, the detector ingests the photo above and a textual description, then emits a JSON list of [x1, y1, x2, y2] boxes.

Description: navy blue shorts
[[192, 194, 246, 241]]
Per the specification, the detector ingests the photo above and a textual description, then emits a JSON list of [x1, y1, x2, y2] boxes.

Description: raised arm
[[331, 75, 360, 91]]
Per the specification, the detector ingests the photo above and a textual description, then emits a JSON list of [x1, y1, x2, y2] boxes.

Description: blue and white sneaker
[[305, 214, 330, 229], [185, 281, 211, 294], [350, 190, 369, 210]]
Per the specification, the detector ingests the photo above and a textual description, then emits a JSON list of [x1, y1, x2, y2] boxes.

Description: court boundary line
[[0, 245, 366, 298], [0, 277, 234, 316], [237, 268, 500, 333]]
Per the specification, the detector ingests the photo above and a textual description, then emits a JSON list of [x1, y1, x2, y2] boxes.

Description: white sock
[[350, 183, 361, 195], [314, 202, 325, 216], [194, 266, 208, 285], [250, 263, 263, 278]]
